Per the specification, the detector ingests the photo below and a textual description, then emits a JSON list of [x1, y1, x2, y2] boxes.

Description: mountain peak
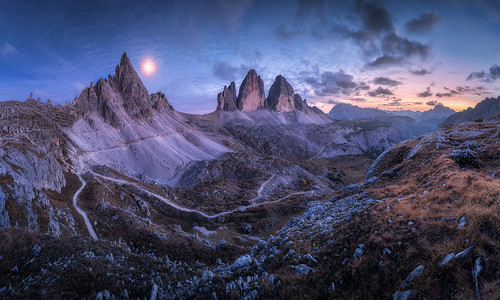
[[73, 53, 173, 126], [267, 75, 295, 112], [236, 69, 266, 111], [120, 52, 131, 67]]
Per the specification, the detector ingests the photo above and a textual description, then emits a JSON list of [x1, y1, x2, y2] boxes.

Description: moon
[[141, 58, 156, 76]]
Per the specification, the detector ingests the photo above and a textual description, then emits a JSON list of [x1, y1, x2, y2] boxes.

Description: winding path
[[90, 171, 307, 219], [73, 174, 98, 240]]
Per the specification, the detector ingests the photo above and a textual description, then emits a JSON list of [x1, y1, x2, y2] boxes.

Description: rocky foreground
[[1, 120, 498, 299]]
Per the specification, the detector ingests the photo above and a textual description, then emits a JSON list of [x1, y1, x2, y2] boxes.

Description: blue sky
[[1, 0, 500, 113]]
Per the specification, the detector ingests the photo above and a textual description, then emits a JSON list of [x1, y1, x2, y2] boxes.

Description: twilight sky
[[1, 0, 500, 114]]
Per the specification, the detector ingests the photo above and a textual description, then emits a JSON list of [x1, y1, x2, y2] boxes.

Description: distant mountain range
[[440, 96, 500, 126], [328, 103, 456, 132]]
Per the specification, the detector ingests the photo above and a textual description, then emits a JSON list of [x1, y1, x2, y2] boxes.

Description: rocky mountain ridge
[[440, 96, 500, 126], [217, 70, 318, 115]]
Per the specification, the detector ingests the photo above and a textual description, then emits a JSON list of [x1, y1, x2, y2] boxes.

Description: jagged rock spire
[[216, 81, 237, 111], [73, 52, 173, 127], [236, 69, 266, 111], [267, 75, 295, 112]]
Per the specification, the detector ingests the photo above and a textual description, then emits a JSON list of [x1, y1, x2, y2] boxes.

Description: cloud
[[213, 60, 239, 81], [410, 68, 432, 76], [325, 99, 341, 105], [275, 23, 301, 40], [434, 85, 486, 98], [373, 76, 402, 86], [405, 11, 441, 33], [305, 70, 358, 96], [381, 32, 429, 58], [366, 55, 405, 68], [417, 82, 434, 97], [418, 88, 433, 98], [356, 1, 394, 34], [1, 42, 18, 56], [467, 64, 500, 82], [425, 100, 442, 106], [368, 86, 393, 97], [350, 97, 366, 102]]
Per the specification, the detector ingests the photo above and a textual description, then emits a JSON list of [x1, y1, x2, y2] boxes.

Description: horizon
[[1, 0, 500, 114]]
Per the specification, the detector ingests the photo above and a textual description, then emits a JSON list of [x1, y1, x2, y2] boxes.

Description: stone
[[230, 254, 252, 272], [439, 253, 455, 267], [304, 254, 317, 264], [120, 289, 129, 298], [102, 290, 110, 300], [401, 265, 424, 288], [455, 246, 474, 260], [472, 257, 482, 300], [216, 81, 237, 111], [457, 215, 467, 229], [236, 70, 266, 111], [353, 244, 364, 258], [451, 149, 480, 169], [266, 75, 295, 112], [292, 264, 315, 275], [150, 283, 158, 300], [32, 244, 41, 257], [393, 290, 414, 300]]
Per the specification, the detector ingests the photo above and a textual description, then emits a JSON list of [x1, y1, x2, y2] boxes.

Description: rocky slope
[[1, 120, 498, 299], [441, 96, 500, 126]]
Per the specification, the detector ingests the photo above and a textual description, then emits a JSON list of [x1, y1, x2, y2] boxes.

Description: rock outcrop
[[236, 69, 266, 112], [216, 81, 237, 111], [266, 75, 295, 112], [73, 52, 173, 127], [294, 94, 306, 112]]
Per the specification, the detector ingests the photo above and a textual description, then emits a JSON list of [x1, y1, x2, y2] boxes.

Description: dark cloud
[[373, 76, 402, 86], [356, 82, 371, 90], [410, 68, 432, 76], [405, 11, 441, 33], [381, 32, 429, 58], [366, 55, 405, 68], [275, 23, 301, 40], [325, 99, 342, 105], [434, 85, 486, 98], [356, 1, 393, 33], [417, 82, 434, 98], [213, 60, 239, 81], [467, 64, 500, 82], [383, 99, 402, 106], [425, 100, 442, 106], [350, 97, 366, 102], [368, 86, 394, 97], [418, 88, 433, 98], [305, 70, 358, 96]]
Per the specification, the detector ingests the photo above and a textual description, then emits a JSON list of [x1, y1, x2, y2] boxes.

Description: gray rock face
[[236, 70, 266, 112], [267, 75, 295, 112], [293, 94, 307, 112], [216, 81, 237, 111]]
